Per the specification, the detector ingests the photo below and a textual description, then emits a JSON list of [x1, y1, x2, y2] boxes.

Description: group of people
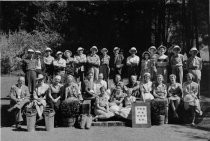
[[8, 45, 203, 129]]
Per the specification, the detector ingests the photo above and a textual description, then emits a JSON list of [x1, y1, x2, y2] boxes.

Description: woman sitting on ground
[[47, 75, 63, 126], [140, 73, 154, 101], [93, 73, 109, 98], [183, 73, 202, 126], [33, 74, 49, 121], [109, 85, 127, 113], [167, 74, 182, 119], [94, 86, 114, 121], [152, 74, 168, 124], [118, 89, 136, 120]]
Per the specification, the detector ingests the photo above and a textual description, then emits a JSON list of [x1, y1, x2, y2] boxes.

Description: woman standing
[[168, 74, 182, 118], [126, 47, 140, 77], [48, 75, 63, 126], [153, 74, 168, 124], [53, 51, 66, 83], [99, 48, 110, 83], [170, 45, 184, 85], [140, 51, 152, 80], [148, 46, 158, 81], [156, 45, 169, 83], [33, 74, 49, 121], [140, 73, 154, 101], [64, 50, 75, 76], [183, 73, 202, 126]]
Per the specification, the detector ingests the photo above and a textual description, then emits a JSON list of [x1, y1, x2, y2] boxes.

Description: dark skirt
[[99, 64, 109, 81]]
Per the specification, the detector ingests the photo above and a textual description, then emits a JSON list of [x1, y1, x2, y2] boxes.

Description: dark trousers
[[25, 70, 36, 94]]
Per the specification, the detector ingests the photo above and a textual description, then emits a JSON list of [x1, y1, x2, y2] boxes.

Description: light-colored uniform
[[126, 55, 140, 76], [87, 54, 100, 80], [171, 54, 184, 84]]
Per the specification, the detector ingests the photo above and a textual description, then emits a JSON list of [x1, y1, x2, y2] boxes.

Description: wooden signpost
[[132, 101, 151, 128]]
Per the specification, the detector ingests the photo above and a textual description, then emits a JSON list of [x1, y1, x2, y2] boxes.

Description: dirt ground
[[1, 124, 210, 141]]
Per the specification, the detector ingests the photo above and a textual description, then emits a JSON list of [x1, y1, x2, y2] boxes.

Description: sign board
[[132, 101, 151, 128]]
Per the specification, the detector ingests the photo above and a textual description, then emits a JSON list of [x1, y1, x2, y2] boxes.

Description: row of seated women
[[9, 71, 202, 128]]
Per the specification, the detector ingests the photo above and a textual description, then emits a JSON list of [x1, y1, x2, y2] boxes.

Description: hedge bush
[[0, 30, 63, 74]]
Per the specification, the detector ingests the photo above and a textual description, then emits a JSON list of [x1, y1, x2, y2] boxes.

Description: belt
[[157, 66, 166, 68], [189, 68, 199, 70]]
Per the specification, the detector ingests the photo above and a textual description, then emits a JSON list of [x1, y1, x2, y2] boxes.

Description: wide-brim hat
[[148, 46, 157, 53], [45, 47, 52, 52], [143, 72, 151, 77], [173, 45, 181, 52], [36, 74, 44, 80], [113, 47, 120, 52], [77, 47, 84, 52], [142, 51, 151, 58], [90, 46, 98, 53], [56, 51, 63, 56], [101, 48, 108, 53], [158, 45, 167, 51], [158, 45, 167, 53], [129, 47, 137, 54], [189, 47, 199, 54], [35, 50, 41, 54], [64, 50, 72, 56], [27, 49, 34, 53]]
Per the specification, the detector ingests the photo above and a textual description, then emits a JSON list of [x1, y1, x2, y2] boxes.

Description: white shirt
[[126, 55, 140, 65]]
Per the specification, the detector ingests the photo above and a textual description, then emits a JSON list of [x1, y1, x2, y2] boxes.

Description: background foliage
[[0, 0, 209, 74]]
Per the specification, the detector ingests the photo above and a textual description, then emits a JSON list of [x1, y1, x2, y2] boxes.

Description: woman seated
[[152, 74, 168, 124], [93, 73, 110, 99], [168, 74, 182, 118], [48, 75, 63, 126], [183, 73, 202, 126], [110, 74, 127, 93], [81, 72, 97, 100], [126, 75, 140, 97], [140, 73, 154, 101], [60, 75, 83, 102], [109, 85, 127, 113], [118, 89, 136, 120], [94, 86, 114, 121], [33, 74, 49, 121]]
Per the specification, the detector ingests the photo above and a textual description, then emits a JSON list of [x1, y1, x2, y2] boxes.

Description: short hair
[[169, 74, 176, 78], [87, 71, 93, 76], [186, 73, 194, 79], [53, 75, 61, 81], [157, 74, 163, 79], [100, 86, 106, 92]]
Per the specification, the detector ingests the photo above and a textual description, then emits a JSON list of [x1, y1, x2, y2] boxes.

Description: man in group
[[8, 76, 30, 129], [43, 47, 54, 83], [87, 46, 100, 81], [110, 47, 124, 79], [35, 50, 45, 76], [22, 49, 37, 94], [74, 47, 87, 82]]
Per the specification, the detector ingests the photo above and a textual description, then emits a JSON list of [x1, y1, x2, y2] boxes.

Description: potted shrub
[[151, 100, 166, 125], [60, 100, 81, 127]]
